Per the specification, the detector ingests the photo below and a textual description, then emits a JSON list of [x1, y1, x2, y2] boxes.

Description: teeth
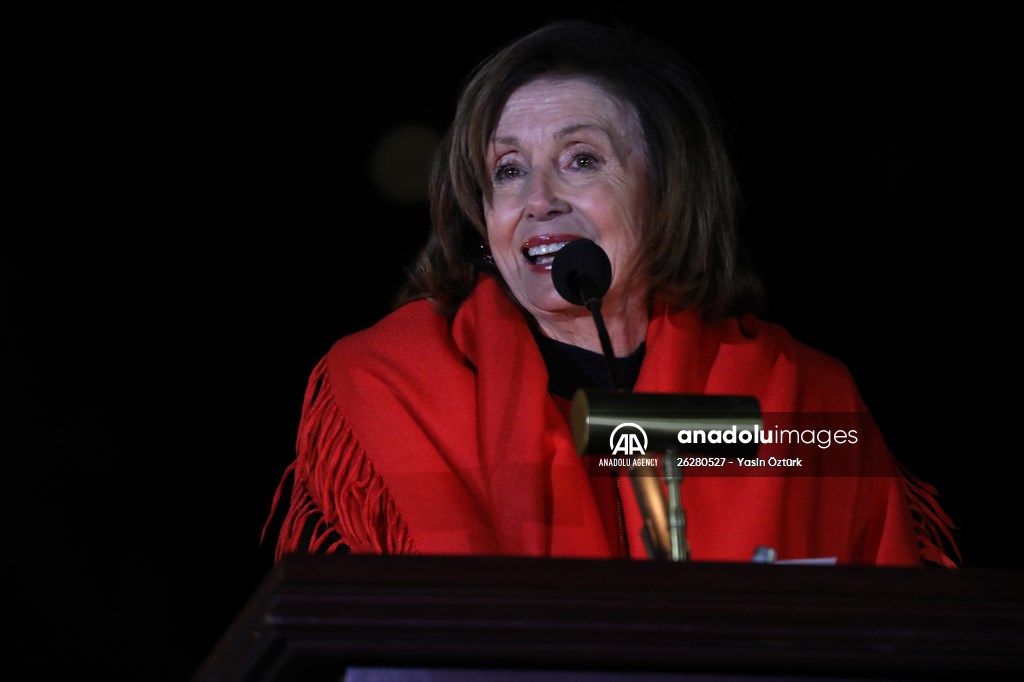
[[526, 242, 570, 257]]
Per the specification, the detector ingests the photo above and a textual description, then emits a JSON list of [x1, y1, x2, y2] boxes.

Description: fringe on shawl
[[896, 462, 961, 568], [262, 357, 416, 559]]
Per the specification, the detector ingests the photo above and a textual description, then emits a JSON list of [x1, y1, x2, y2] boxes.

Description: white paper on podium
[[773, 556, 838, 565]]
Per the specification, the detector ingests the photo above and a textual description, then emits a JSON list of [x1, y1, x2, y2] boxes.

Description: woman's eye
[[570, 152, 598, 170], [494, 164, 522, 182]]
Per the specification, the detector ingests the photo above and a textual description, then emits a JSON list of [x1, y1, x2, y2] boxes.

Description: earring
[[480, 243, 495, 265]]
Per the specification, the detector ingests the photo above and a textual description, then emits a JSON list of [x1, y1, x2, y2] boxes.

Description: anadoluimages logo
[[609, 422, 648, 456]]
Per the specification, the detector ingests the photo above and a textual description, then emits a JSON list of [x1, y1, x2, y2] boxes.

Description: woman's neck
[[533, 294, 648, 357]]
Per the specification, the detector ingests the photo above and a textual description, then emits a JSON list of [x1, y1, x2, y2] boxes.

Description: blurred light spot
[[369, 123, 441, 204]]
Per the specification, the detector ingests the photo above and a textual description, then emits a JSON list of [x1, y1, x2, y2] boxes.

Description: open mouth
[[521, 235, 581, 267], [524, 241, 569, 266]]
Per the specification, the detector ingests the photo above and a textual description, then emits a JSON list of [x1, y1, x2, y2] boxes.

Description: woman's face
[[484, 76, 650, 319]]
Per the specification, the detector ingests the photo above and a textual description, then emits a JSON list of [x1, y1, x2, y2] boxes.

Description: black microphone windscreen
[[551, 239, 612, 305]]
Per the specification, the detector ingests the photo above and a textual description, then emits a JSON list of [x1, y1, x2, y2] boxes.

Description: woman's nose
[[526, 167, 571, 220]]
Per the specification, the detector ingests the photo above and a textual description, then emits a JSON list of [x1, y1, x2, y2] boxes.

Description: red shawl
[[267, 275, 957, 567]]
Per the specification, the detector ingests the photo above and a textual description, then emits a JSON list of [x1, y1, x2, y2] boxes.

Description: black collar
[[532, 331, 646, 400]]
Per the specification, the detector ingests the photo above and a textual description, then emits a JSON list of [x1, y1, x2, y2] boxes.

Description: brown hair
[[394, 19, 763, 320]]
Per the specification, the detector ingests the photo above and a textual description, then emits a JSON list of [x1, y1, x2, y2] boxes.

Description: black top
[[532, 331, 646, 399]]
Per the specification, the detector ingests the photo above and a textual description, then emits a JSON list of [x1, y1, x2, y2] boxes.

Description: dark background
[[5, 3, 1013, 680]]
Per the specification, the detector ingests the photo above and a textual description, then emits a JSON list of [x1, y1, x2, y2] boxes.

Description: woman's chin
[[524, 294, 591, 322]]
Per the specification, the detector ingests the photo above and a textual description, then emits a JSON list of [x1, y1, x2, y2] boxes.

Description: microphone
[[551, 238, 612, 306], [552, 239, 668, 559], [551, 239, 621, 389]]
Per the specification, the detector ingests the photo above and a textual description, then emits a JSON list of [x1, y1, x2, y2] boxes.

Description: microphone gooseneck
[[551, 238, 684, 561], [551, 239, 621, 389]]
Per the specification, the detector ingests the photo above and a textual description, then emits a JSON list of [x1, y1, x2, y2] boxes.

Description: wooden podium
[[193, 554, 1023, 681]]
